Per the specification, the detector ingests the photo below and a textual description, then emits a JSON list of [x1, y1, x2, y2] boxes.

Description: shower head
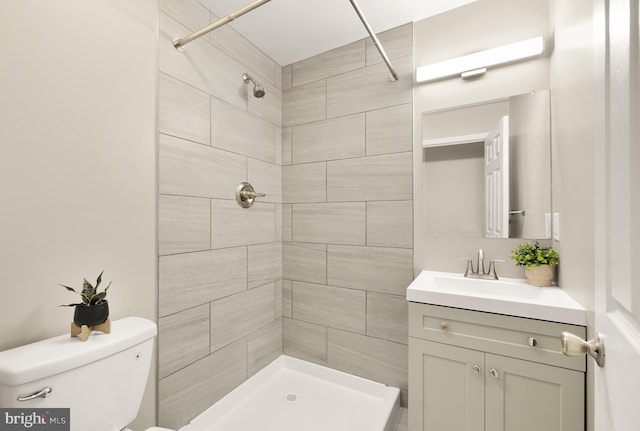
[[242, 73, 265, 98]]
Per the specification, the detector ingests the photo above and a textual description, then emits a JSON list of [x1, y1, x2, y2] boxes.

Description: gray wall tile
[[327, 152, 412, 202], [292, 114, 366, 163], [159, 195, 210, 255], [210, 23, 277, 88], [282, 204, 293, 241], [283, 242, 327, 284], [158, 1, 286, 424], [159, 248, 247, 316], [292, 281, 365, 334], [366, 103, 413, 156], [293, 40, 366, 87], [283, 162, 326, 203], [159, 73, 210, 145], [210, 283, 275, 352], [283, 279, 293, 318], [275, 127, 283, 165], [248, 158, 282, 203], [327, 328, 408, 391], [282, 64, 293, 90], [275, 204, 283, 242], [159, 133, 246, 198], [274, 66, 283, 90], [284, 318, 327, 364], [275, 280, 283, 318], [365, 24, 413, 66], [283, 79, 326, 127], [367, 200, 413, 249], [211, 98, 276, 163], [211, 200, 275, 248], [159, 13, 246, 110], [159, 339, 247, 430], [248, 242, 282, 289], [292, 203, 366, 245], [248, 78, 283, 128], [282, 127, 292, 165], [366, 293, 408, 344], [326, 55, 413, 118], [327, 245, 413, 295], [159, 305, 210, 379], [248, 318, 283, 376], [159, 0, 210, 34]]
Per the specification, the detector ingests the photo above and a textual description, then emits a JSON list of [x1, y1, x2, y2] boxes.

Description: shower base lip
[[178, 355, 401, 431]]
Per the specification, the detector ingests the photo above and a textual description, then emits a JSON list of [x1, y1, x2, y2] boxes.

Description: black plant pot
[[73, 301, 109, 327]]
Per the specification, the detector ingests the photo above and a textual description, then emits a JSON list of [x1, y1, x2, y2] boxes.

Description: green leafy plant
[[59, 270, 111, 307], [510, 241, 559, 269]]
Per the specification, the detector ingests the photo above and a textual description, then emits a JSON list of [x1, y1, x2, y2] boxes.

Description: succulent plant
[[510, 241, 559, 269], [60, 270, 111, 307]]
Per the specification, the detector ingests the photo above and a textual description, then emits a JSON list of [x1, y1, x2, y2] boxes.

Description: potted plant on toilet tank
[[510, 241, 559, 286], [60, 270, 111, 328]]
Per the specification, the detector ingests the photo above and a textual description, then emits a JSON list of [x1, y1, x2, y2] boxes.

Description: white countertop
[[406, 270, 587, 326]]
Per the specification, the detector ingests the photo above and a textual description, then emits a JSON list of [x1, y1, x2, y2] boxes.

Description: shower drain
[[284, 393, 298, 402]]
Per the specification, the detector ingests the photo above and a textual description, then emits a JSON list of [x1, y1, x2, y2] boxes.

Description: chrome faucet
[[458, 249, 505, 280]]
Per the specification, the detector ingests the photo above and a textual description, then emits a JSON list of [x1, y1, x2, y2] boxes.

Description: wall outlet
[[553, 213, 560, 241]]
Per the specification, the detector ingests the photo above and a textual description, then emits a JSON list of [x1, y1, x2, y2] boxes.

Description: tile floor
[[393, 408, 408, 431]]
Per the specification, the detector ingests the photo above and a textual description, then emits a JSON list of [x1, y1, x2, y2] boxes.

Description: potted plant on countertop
[[60, 270, 111, 341], [510, 241, 559, 286]]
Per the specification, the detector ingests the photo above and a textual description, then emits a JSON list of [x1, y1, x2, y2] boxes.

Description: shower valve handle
[[236, 182, 266, 208], [241, 190, 266, 199]]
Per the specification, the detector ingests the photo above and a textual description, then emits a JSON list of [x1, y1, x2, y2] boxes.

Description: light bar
[[416, 36, 544, 83]]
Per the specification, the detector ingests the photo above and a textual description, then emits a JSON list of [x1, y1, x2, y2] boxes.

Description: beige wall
[[548, 1, 596, 430], [0, 1, 158, 429], [548, 0, 596, 311], [414, 0, 551, 277], [156, 0, 283, 428], [281, 24, 414, 405]]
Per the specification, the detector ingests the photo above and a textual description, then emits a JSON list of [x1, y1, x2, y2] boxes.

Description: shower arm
[[347, 0, 399, 82], [173, 0, 272, 50]]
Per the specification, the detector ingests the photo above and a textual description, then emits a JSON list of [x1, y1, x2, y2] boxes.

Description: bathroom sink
[[406, 270, 586, 325]]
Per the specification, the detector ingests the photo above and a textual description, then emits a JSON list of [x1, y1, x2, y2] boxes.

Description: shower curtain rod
[[172, 0, 398, 82], [173, 0, 272, 50], [348, 0, 399, 82]]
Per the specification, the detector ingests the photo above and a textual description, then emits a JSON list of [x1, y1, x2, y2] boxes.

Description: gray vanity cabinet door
[[409, 338, 484, 431], [484, 353, 584, 431]]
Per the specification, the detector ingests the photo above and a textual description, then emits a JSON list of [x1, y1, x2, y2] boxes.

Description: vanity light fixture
[[416, 36, 545, 83]]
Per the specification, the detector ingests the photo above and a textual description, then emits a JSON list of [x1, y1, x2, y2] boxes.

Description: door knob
[[561, 331, 605, 367], [471, 364, 481, 375], [489, 368, 500, 379]]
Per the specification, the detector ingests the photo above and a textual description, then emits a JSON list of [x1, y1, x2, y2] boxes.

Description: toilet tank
[[0, 317, 156, 431]]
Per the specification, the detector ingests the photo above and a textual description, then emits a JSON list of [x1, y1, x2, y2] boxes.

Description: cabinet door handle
[[440, 322, 448, 331], [528, 337, 538, 347], [471, 364, 482, 375], [489, 368, 500, 379]]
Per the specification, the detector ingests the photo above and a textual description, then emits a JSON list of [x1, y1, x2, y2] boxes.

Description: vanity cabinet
[[408, 302, 586, 431]]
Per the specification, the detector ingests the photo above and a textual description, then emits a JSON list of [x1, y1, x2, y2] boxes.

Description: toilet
[[0, 317, 172, 431]]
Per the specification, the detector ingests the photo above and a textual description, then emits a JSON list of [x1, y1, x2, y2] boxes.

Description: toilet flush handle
[[17, 386, 52, 401]]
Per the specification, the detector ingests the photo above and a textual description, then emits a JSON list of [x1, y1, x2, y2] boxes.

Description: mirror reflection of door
[[422, 90, 550, 239], [484, 115, 509, 238]]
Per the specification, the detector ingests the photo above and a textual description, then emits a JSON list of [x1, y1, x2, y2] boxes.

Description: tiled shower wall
[[157, 0, 283, 428], [281, 24, 414, 405]]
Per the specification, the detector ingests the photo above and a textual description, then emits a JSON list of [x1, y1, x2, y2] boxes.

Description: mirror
[[422, 90, 551, 239]]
